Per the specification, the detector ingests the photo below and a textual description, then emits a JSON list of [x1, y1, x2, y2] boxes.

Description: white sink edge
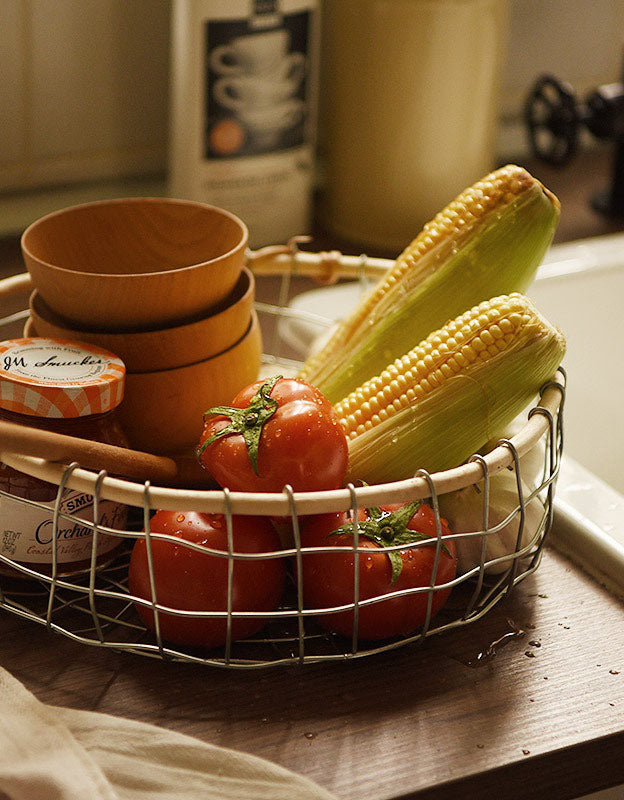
[[551, 455, 624, 601], [539, 230, 624, 280]]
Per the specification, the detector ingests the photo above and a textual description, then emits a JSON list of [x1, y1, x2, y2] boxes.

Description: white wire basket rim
[[0, 372, 563, 514], [0, 471, 552, 557]]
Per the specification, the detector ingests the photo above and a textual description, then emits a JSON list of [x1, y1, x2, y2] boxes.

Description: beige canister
[[318, 0, 510, 252]]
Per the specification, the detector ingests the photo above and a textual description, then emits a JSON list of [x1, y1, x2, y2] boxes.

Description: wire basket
[[0, 244, 565, 669]]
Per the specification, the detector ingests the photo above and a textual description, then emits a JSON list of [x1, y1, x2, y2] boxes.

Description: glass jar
[[0, 338, 128, 578]]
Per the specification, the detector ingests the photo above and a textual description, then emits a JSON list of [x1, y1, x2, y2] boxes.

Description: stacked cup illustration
[[211, 29, 306, 149]]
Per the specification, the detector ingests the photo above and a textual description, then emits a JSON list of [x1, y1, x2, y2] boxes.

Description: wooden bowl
[[118, 311, 262, 455], [21, 198, 248, 331], [27, 267, 255, 372]]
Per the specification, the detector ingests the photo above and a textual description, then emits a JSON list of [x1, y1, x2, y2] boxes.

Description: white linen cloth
[[0, 668, 337, 800]]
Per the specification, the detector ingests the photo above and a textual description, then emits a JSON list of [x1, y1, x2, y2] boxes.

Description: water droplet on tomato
[[176, 514, 185, 523]]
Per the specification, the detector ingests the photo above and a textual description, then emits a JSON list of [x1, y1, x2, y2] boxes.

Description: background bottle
[[169, 0, 320, 248]]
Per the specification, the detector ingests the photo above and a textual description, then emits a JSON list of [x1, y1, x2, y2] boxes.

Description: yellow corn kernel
[[339, 294, 566, 484]]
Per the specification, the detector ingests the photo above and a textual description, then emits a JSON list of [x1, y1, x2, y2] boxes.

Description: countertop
[[0, 548, 622, 800], [1, 149, 623, 799]]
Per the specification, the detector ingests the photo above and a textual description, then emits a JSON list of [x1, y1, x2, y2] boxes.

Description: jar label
[[0, 490, 126, 566], [0, 338, 126, 418], [0, 340, 124, 384]]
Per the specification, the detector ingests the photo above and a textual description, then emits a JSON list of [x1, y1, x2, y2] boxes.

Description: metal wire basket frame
[[0, 245, 566, 669]]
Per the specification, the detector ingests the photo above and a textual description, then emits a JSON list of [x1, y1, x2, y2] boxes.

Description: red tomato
[[128, 510, 285, 649], [197, 375, 348, 493], [300, 502, 457, 640]]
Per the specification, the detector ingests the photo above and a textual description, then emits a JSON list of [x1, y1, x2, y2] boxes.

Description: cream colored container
[[319, 0, 510, 252]]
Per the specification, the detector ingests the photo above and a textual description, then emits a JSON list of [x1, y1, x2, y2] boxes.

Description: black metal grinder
[[525, 49, 624, 217]]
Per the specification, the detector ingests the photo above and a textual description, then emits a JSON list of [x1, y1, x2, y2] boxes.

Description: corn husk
[[439, 469, 546, 575], [339, 294, 566, 484]]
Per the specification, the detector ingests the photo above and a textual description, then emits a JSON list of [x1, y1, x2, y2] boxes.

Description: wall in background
[[499, 0, 624, 155], [0, 0, 170, 192], [1, 0, 623, 194], [504, 0, 624, 114]]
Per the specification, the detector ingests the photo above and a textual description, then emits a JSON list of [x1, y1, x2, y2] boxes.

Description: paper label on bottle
[[205, 9, 311, 159], [0, 490, 126, 565], [199, 149, 313, 247], [172, 0, 318, 247]]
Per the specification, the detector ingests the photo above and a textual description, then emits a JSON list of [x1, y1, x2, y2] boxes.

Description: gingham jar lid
[[0, 338, 125, 418]]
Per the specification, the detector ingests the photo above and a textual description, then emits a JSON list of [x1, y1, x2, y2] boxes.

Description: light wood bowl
[[27, 267, 255, 372], [118, 311, 262, 456], [21, 198, 248, 331]]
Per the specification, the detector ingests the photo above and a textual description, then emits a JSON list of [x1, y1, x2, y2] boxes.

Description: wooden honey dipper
[[0, 418, 216, 488]]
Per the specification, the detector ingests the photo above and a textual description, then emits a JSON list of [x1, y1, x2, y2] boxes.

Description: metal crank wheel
[[525, 75, 580, 166]]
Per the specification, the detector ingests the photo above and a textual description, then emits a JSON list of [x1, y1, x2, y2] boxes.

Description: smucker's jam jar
[[0, 338, 128, 578]]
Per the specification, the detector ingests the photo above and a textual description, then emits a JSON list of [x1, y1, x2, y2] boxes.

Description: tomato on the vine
[[300, 502, 457, 640], [128, 510, 285, 649], [197, 375, 348, 493]]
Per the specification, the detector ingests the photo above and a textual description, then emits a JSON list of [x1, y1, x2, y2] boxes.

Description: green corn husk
[[336, 293, 566, 485], [300, 165, 560, 403]]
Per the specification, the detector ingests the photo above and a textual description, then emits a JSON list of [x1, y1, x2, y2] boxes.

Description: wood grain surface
[[1, 546, 622, 800], [21, 197, 247, 330]]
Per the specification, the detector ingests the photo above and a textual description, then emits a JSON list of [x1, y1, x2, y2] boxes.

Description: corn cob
[[300, 165, 560, 403], [336, 293, 565, 485]]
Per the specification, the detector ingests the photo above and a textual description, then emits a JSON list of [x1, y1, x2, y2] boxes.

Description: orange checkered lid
[[0, 338, 125, 418]]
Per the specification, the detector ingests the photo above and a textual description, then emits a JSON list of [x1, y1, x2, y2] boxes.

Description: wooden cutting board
[[0, 545, 622, 800]]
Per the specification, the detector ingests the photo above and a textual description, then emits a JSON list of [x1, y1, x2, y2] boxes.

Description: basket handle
[[247, 241, 393, 282], [0, 419, 215, 488], [0, 272, 33, 297]]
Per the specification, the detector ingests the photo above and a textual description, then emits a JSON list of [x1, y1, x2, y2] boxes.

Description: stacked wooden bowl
[[21, 198, 261, 455]]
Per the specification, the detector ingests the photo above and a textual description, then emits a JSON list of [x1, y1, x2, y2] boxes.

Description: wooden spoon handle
[[0, 419, 214, 488]]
